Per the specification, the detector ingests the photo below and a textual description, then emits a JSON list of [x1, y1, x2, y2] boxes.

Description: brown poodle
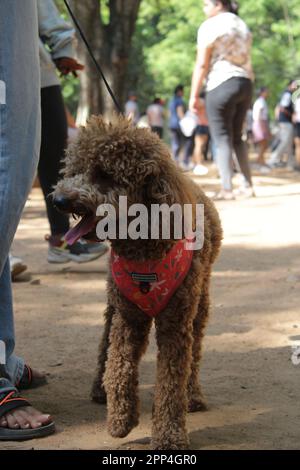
[[53, 115, 222, 450]]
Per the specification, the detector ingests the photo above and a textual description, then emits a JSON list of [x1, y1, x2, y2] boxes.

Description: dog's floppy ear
[[143, 161, 197, 237], [144, 161, 196, 207]]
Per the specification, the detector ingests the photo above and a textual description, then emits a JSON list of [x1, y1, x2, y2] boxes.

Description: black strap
[[64, 0, 122, 114], [0, 391, 30, 419]]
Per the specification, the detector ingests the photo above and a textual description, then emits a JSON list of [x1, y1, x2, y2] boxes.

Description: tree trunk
[[69, 0, 141, 123]]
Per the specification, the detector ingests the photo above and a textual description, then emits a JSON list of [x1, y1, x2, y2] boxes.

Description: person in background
[[252, 87, 271, 173], [38, 0, 108, 264], [9, 0, 109, 279], [147, 98, 164, 138], [193, 91, 209, 175], [189, 0, 254, 200], [137, 112, 150, 129], [245, 107, 253, 146], [125, 91, 140, 125], [267, 80, 298, 169], [293, 94, 300, 171], [169, 84, 194, 170]]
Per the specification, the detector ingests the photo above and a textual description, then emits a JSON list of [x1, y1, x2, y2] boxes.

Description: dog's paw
[[108, 416, 139, 438], [151, 431, 189, 450], [188, 396, 208, 412]]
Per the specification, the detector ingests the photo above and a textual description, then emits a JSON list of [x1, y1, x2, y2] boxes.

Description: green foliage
[[127, 0, 300, 114], [61, 75, 80, 116], [55, 0, 79, 114], [58, 0, 300, 117], [127, 0, 204, 111]]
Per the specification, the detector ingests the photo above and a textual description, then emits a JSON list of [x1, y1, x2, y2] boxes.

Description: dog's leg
[[187, 272, 211, 412], [91, 305, 114, 404], [104, 308, 152, 438], [151, 300, 196, 450]]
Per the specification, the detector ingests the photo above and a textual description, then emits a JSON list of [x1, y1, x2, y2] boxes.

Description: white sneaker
[[234, 186, 256, 198], [9, 254, 27, 281], [179, 161, 194, 172], [79, 239, 110, 256], [46, 235, 109, 264], [251, 163, 271, 174], [193, 164, 209, 176]]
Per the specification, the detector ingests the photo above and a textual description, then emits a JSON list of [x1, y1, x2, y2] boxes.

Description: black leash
[[64, 0, 122, 114]]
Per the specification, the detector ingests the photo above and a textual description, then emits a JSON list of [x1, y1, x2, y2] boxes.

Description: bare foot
[[0, 406, 52, 430]]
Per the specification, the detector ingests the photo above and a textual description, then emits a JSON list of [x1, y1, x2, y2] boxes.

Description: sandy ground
[[4, 165, 300, 450]]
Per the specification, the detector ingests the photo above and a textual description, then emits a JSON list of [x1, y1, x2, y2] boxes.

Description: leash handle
[[64, 0, 123, 114]]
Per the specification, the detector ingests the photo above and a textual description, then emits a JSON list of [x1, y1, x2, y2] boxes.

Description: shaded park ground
[[4, 165, 300, 450]]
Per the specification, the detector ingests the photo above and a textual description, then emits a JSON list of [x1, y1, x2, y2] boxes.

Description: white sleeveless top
[[294, 97, 300, 123], [197, 12, 254, 92]]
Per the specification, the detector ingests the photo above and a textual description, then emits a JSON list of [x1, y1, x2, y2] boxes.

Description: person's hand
[[189, 96, 200, 114], [54, 57, 84, 77]]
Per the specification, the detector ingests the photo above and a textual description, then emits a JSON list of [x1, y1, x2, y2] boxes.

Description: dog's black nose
[[53, 195, 73, 212]]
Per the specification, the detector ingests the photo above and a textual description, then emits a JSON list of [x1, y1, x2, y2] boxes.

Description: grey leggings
[[206, 77, 253, 191]]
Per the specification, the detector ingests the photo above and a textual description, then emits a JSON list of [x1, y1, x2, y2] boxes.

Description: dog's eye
[[91, 167, 114, 192]]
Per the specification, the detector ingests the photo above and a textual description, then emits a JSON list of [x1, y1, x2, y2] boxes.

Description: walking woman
[[189, 0, 254, 200]]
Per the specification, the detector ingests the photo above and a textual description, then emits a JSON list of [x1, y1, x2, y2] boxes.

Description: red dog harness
[[111, 239, 193, 317]]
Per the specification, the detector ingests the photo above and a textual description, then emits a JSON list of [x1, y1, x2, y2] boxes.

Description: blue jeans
[[0, 0, 40, 393]]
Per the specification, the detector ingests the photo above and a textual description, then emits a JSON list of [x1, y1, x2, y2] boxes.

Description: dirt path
[[5, 167, 300, 450]]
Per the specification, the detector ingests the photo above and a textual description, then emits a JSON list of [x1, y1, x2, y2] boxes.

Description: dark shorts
[[195, 125, 209, 136], [151, 126, 163, 138], [295, 123, 300, 138]]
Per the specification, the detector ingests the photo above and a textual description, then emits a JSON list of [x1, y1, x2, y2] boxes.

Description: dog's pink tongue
[[64, 215, 95, 245]]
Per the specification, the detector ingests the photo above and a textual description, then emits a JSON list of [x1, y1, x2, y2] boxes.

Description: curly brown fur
[[54, 115, 222, 449], [90, 305, 114, 404]]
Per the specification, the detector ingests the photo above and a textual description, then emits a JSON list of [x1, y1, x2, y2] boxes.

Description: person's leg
[[151, 126, 163, 139], [193, 135, 202, 165], [269, 123, 291, 165], [0, 0, 40, 373], [194, 134, 208, 165], [193, 133, 209, 175], [295, 135, 300, 166], [232, 79, 253, 188], [170, 129, 181, 161], [286, 123, 295, 168], [38, 86, 69, 237], [39, 87, 108, 264], [257, 139, 269, 165], [0, 261, 16, 365], [183, 135, 195, 166], [206, 82, 236, 192], [0, 0, 53, 436], [0, 260, 24, 386]]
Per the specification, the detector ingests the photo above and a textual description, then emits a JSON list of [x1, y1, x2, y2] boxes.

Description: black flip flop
[[0, 390, 55, 441], [17, 365, 48, 391]]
